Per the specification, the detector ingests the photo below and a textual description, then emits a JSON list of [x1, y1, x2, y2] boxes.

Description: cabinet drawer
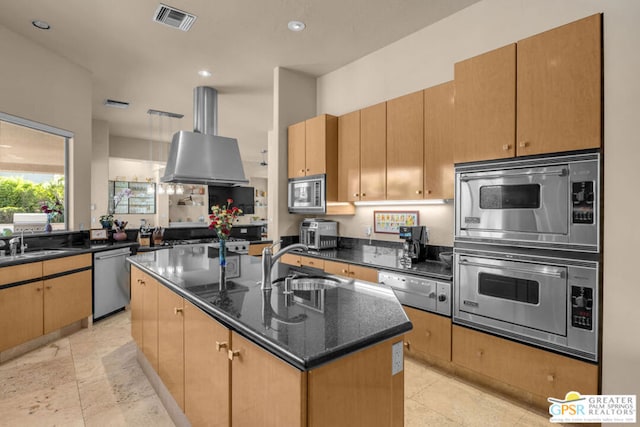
[[43, 253, 92, 276], [452, 325, 598, 399], [348, 264, 378, 282], [300, 256, 324, 270], [0, 261, 43, 286], [324, 260, 349, 277], [280, 253, 301, 266]]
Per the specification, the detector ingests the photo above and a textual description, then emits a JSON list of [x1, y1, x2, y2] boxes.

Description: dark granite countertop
[[0, 241, 138, 268], [295, 245, 453, 281], [127, 245, 411, 371]]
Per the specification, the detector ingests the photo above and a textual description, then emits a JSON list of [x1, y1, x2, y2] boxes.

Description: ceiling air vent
[[104, 99, 130, 109], [153, 4, 196, 32]]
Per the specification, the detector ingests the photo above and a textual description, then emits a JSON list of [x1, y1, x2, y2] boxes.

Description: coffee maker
[[399, 225, 428, 263]]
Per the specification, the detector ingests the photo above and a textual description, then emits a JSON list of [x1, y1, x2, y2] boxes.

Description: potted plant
[[99, 214, 114, 229]]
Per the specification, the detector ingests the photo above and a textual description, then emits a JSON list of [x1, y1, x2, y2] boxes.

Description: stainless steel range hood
[[161, 86, 249, 186]]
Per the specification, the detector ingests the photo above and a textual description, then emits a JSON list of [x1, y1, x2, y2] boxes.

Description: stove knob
[[438, 294, 447, 302]]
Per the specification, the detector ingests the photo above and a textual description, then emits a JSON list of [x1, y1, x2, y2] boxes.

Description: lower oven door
[[455, 252, 567, 336]]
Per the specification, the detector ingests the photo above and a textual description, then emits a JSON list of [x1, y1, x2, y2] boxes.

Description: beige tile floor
[[0, 310, 554, 426]]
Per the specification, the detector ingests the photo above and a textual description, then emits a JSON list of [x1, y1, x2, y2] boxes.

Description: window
[[108, 181, 156, 214], [0, 112, 71, 231]]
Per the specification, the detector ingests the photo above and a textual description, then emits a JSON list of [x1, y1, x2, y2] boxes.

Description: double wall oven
[[453, 151, 601, 362]]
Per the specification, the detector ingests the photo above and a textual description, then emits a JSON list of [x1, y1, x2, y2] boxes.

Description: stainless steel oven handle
[[458, 259, 565, 279], [460, 169, 567, 181]]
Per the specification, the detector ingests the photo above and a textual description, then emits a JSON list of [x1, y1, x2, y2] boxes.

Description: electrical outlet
[[391, 341, 403, 375]]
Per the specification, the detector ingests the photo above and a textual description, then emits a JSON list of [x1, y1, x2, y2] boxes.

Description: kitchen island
[[127, 245, 411, 427]]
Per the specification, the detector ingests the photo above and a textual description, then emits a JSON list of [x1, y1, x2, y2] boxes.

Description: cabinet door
[[288, 121, 306, 178], [454, 44, 516, 163], [0, 281, 44, 352], [403, 306, 451, 362], [517, 14, 602, 155], [157, 284, 184, 410], [130, 267, 144, 348], [424, 82, 455, 200], [338, 110, 361, 202], [360, 102, 387, 201], [230, 332, 305, 427], [452, 325, 598, 401], [323, 260, 350, 278], [142, 276, 159, 371], [184, 301, 230, 427], [43, 270, 91, 334], [386, 91, 424, 200]]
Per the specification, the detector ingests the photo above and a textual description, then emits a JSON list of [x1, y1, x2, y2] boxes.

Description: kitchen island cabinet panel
[[43, 269, 92, 334], [424, 81, 455, 200], [157, 284, 185, 410], [517, 13, 602, 155], [308, 337, 403, 427], [0, 281, 44, 352], [231, 331, 306, 427], [452, 325, 598, 405], [386, 90, 424, 200], [403, 306, 451, 362], [130, 267, 159, 371], [184, 300, 230, 427], [454, 44, 517, 164]]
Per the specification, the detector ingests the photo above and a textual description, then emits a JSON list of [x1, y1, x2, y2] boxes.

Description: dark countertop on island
[[127, 245, 411, 371]]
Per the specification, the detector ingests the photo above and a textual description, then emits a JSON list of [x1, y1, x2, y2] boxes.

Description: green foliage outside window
[[0, 176, 65, 224]]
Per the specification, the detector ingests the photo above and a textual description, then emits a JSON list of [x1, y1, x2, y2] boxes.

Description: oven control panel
[[571, 286, 593, 330], [572, 181, 595, 224]]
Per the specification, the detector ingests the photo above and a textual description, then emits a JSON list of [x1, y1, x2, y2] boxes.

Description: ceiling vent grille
[[104, 99, 130, 109], [153, 4, 196, 31]]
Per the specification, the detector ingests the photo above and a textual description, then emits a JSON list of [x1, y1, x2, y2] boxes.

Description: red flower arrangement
[[40, 197, 63, 218], [209, 198, 243, 240]]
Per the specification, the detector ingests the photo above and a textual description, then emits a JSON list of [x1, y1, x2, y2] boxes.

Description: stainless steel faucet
[[8, 231, 28, 256], [260, 242, 309, 290]]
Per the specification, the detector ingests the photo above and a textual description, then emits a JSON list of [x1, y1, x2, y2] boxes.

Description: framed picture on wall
[[373, 211, 419, 234]]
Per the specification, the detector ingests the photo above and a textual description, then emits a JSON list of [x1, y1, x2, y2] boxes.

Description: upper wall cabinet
[[454, 14, 602, 164], [386, 91, 424, 200], [337, 102, 387, 202], [424, 81, 455, 200], [517, 14, 602, 156], [454, 44, 517, 164], [287, 114, 338, 200]]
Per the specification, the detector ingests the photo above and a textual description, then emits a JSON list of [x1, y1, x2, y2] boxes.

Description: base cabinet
[[157, 284, 185, 410], [452, 325, 598, 405], [43, 269, 92, 334], [130, 267, 159, 371], [403, 306, 451, 362], [0, 281, 44, 352], [323, 260, 378, 282]]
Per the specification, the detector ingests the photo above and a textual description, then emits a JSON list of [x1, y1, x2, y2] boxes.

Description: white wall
[[0, 24, 93, 230], [317, 0, 640, 409]]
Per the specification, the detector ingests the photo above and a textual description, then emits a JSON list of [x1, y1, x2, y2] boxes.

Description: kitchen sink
[[0, 249, 74, 263], [272, 275, 341, 291]]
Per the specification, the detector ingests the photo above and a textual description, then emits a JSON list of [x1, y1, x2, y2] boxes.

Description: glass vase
[[45, 214, 52, 232], [218, 238, 226, 286]]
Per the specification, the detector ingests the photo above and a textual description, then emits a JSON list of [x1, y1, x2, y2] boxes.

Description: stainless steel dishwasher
[[93, 247, 131, 320]]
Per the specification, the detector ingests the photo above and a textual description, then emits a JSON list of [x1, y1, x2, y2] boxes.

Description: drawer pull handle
[[416, 190, 422, 195], [174, 307, 183, 315], [216, 341, 228, 352], [353, 193, 359, 197], [46, 285, 52, 290], [361, 193, 366, 197], [424, 330, 431, 338], [228, 349, 241, 361], [502, 144, 511, 151], [404, 341, 411, 350], [519, 141, 529, 148], [547, 374, 555, 382], [476, 350, 484, 358]]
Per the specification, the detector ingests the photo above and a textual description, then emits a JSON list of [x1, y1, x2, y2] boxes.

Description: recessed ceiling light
[[32, 20, 51, 30], [288, 20, 306, 32], [198, 70, 212, 77]]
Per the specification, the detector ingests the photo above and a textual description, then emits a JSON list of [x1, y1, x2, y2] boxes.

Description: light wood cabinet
[[517, 13, 602, 155], [455, 15, 602, 164], [454, 44, 517, 164], [231, 332, 306, 427], [157, 284, 185, 410], [300, 255, 323, 270], [184, 300, 230, 427], [360, 102, 387, 201], [279, 253, 301, 267], [424, 81, 455, 200], [386, 91, 424, 200], [131, 267, 159, 371], [338, 110, 361, 202], [0, 262, 42, 286], [402, 306, 451, 362], [323, 259, 378, 282], [452, 325, 598, 401], [248, 242, 270, 256], [287, 121, 306, 179], [0, 281, 44, 352], [43, 270, 92, 334]]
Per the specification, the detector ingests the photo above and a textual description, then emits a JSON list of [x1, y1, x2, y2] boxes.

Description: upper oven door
[[458, 164, 569, 236], [455, 253, 567, 336]]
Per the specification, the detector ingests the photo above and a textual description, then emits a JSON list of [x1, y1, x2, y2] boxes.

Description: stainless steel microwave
[[455, 151, 600, 252], [288, 174, 326, 214]]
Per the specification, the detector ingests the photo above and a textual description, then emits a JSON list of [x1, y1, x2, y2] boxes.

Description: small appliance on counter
[[399, 225, 428, 264], [300, 218, 338, 250]]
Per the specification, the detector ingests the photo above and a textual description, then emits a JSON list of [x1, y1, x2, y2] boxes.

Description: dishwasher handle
[[95, 250, 131, 260]]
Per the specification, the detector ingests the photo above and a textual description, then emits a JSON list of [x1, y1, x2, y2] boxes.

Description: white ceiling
[[0, 0, 478, 163]]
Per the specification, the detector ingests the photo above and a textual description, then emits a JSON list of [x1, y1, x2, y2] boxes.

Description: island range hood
[[161, 86, 249, 186]]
